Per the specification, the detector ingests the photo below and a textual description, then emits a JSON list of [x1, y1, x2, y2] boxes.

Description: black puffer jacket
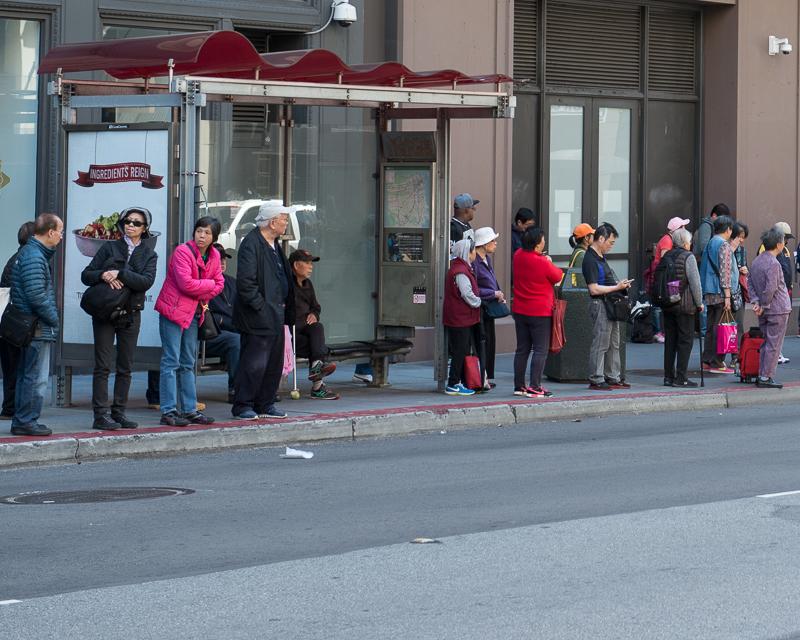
[[234, 229, 295, 336], [81, 239, 158, 315]]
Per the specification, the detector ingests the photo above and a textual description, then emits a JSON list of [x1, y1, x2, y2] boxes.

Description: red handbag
[[550, 298, 567, 353], [463, 355, 483, 390]]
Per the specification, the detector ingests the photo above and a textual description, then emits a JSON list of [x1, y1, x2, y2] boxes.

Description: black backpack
[[650, 250, 682, 309]]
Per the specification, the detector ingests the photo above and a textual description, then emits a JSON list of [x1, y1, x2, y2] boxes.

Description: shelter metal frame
[[48, 74, 514, 397]]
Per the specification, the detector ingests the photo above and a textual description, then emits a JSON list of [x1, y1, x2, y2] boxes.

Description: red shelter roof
[[38, 30, 512, 88]]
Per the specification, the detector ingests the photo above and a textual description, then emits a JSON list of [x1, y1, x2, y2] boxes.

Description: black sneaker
[[258, 405, 287, 419], [111, 414, 139, 429], [663, 378, 674, 387], [673, 379, 699, 388], [160, 412, 190, 427], [10, 423, 52, 436], [93, 416, 122, 431], [183, 411, 215, 425], [757, 377, 783, 389]]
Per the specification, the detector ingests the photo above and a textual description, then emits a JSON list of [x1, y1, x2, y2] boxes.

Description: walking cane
[[290, 325, 300, 400], [698, 330, 704, 387]]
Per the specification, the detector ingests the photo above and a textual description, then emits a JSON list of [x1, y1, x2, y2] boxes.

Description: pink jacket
[[155, 241, 224, 329]]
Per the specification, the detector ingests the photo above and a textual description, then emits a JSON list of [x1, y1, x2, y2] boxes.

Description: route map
[[383, 166, 432, 228]]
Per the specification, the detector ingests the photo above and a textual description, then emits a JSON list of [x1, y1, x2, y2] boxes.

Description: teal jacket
[[10, 237, 59, 341]]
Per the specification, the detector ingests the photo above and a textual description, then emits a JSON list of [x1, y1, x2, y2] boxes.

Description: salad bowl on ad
[[73, 212, 160, 258]]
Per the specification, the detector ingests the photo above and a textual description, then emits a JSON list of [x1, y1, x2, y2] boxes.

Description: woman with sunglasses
[[81, 207, 158, 430]]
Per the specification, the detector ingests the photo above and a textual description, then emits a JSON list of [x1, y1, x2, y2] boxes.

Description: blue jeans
[[159, 315, 198, 415], [12, 340, 51, 428], [204, 330, 241, 390]]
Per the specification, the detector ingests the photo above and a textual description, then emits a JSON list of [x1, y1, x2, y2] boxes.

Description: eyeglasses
[[124, 220, 146, 228]]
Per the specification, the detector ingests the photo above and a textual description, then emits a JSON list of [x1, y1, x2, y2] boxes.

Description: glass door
[[544, 97, 639, 279]]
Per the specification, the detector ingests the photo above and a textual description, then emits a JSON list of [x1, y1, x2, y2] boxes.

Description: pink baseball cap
[[667, 216, 690, 232]]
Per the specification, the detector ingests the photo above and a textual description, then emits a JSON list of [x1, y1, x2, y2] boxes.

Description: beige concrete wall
[[735, 0, 799, 252], [397, 0, 514, 292]]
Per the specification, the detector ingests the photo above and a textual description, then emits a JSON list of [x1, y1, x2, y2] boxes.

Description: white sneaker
[[778, 354, 790, 364], [352, 372, 373, 384]]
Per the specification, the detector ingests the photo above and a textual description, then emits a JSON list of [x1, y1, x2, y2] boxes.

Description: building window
[[0, 17, 40, 261]]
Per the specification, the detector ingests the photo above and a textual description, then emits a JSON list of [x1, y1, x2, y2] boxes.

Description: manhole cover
[[0, 487, 195, 505]]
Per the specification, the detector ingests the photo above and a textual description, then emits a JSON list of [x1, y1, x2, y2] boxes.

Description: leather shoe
[[160, 412, 190, 427], [93, 416, 121, 431], [10, 423, 52, 436], [673, 379, 699, 388], [184, 411, 214, 425], [111, 414, 138, 429], [663, 378, 674, 387]]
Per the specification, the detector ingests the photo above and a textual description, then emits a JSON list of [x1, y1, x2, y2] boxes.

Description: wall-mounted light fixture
[[769, 35, 793, 56], [305, 0, 358, 35]]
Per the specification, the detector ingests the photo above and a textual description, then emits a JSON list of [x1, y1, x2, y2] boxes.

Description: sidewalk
[[3, 336, 800, 467]]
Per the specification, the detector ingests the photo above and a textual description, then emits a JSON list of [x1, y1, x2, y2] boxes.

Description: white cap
[[255, 202, 289, 223], [474, 226, 499, 247]]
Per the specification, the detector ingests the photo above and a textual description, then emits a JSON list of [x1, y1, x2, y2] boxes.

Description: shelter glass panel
[[548, 104, 583, 256], [0, 17, 40, 263], [291, 106, 377, 344]]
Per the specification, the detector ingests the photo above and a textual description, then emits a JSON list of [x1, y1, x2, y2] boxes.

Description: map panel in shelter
[[383, 166, 432, 229]]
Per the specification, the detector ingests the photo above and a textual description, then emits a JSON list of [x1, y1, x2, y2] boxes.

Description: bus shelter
[[39, 31, 514, 402]]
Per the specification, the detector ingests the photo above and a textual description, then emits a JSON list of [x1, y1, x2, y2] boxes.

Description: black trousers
[[481, 308, 496, 379], [92, 314, 140, 418], [663, 310, 694, 382], [512, 313, 551, 389], [295, 322, 328, 366], [232, 331, 284, 414], [446, 323, 483, 387], [0, 338, 20, 416], [702, 303, 725, 366]]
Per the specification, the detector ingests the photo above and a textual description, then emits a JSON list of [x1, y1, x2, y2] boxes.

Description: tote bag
[[716, 308, 738, 354], [549, 298, 567, 354]]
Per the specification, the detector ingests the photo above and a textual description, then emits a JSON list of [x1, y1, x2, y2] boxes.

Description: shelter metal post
[[178, 80, 205, 241], [434, 115, 451, 390]]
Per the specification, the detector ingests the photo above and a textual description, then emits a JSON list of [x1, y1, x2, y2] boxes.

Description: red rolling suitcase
[[739, 327, 764, 383]]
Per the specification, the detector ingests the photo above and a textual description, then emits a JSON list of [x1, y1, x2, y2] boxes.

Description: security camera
[[781, 41, 793, 55], [769, 36, 793, 56], [333, 0, 357, 27]]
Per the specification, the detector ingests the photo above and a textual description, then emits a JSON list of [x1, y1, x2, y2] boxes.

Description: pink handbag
[[282, 325, 295, 375], [716, 308, 738, 354]]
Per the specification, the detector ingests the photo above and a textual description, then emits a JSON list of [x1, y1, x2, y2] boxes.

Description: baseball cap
[[454, 193, 479, 210], [289, 249, 320, 264], [572, 223, 595, 239], [213, 242, 232, 259], [667, 217, 690, 232], [774, 221, 794, 239], [474, 227, 499, 247], [255, 202, 290, 223]]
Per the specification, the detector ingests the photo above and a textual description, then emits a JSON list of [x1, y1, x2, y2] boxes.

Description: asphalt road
[[3, 404, 800, 639]]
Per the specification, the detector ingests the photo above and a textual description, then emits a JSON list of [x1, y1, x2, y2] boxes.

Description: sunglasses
[[123, 220, 146, 228]]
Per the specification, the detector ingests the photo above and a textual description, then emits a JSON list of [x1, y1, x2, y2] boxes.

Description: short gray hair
[[671, 228, 692, 248], [761, 228, 785, 251]]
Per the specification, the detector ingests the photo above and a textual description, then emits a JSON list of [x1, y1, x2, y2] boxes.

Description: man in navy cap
[[450, 193, 479, 244]]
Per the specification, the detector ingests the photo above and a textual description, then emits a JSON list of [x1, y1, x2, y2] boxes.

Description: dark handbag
[[603, 291, 632, 322], [738, 273, 750, 303], [197, 307, 220, 341], [484, 300, 511, 319], [731, 289, 743, 313], [0, 303, 39, 348], [80, 283, 132, 322]]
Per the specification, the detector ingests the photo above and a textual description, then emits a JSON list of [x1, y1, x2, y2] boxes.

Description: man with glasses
[[9, 213, 63, 436], [231, 203, 295, 420]]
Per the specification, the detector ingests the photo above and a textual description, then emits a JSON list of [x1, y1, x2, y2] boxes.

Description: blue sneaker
[[233, 409, 258, 420], [258, 405, 288, 419], [445, 383, 475, 396]]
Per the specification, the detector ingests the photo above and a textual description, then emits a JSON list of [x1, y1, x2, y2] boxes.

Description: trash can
[[544, 266, 626, 382]]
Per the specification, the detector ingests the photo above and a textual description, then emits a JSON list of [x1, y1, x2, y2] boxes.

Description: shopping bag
[[716, 308, 738, 354], [549, 298, 567, 353], [282, 325, 295, 376], [463, 355, 483, 390]]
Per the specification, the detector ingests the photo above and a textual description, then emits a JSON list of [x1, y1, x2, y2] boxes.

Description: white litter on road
[[279, 447, 314, 460], [0, 600, 22, 605], [756, 489, 800, 498]]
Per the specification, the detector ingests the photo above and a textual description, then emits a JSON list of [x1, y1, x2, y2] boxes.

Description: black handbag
[[80, 283, 132, 322], [0, 303, 39, 348], [603, 291, 632, 322], [484, 300, 511, 319], [197, 308, 220, 341]]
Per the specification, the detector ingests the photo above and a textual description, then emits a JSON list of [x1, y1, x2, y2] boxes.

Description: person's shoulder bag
[[0, 303, 39, 348]]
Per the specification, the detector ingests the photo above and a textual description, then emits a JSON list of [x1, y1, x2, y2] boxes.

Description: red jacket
[[443, 258, 480, 327], [155, 241, 224, 329], [512, 249, 564, 316]]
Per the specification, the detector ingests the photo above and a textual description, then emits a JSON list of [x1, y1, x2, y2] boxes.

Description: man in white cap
[[649, 216, 690, 343], [231, 202, 295, 420]]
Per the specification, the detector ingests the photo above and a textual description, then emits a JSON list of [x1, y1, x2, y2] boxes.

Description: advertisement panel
[[63, 125, 170, 348]]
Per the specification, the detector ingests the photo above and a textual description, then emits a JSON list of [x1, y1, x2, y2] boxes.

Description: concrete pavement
[[2, 336, 800, 467]]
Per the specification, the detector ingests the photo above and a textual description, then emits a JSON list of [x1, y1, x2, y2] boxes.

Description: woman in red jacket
[[512, 228, 563, 397], [443, 238, 482, 396]]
